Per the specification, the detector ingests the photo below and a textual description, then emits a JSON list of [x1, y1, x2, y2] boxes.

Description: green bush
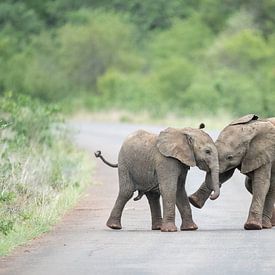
[[148, 16, 214, 61], [212, 29, 272, 70], [0, 93, 91, 249], [151, 58, 195, 105], [0, 1, 43, 38], [1, 2, 275, 119], [58, 10, 137, 90], [96, 69, 156, 111]]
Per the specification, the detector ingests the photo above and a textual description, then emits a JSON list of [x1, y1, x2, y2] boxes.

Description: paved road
[[1, 122, 274, 275]]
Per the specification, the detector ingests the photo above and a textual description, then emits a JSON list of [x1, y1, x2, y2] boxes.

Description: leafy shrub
[[151, 58, 195, 106], [148, 16, 214, 61], [97, 69, 156, 112], [0, 1, 43, 37], [58, 10, 137, 90], [211, 30, 272, 70], [1, 2, 275, 118], [0, 93, 91, 239]]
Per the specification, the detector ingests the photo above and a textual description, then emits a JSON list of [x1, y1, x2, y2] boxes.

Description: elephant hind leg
[[146, 191, 162, 230], [271, 207, 275, 226], [262, 178, 275, 229], [106, 191, 133, 229], [271, 166, 275, 226], [106, 168, 134, 230], [245, 176, 275, 228]]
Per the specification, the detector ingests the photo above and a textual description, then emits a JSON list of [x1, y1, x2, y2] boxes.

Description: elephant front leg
[[245, 164, 271, 230], [176, 175, 198, 231], [188, 181, 212, 209], [189, 169, 235, 209], [159, 178, 178, 232], [146, 191, 162, 230]]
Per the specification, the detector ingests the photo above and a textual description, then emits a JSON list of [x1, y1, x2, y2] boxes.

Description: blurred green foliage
[[0, 93, 91, 237], [1, 0, 275, 117]]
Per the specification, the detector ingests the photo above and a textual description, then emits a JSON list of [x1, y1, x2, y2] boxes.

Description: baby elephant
[[189, 115, 275, 230], [95, 126, 220, 232]]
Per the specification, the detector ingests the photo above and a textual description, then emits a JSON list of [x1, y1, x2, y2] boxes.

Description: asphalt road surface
[[1, 122, 274, 275]]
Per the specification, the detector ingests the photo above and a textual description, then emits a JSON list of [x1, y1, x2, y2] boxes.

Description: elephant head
[[157, 127, 220, 200], [216, 114, 275, 174]]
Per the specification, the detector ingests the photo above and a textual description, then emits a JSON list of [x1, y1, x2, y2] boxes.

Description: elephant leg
[[106, 168, 134, 230], [176, 174, 198, 231], [158, 173, 178, 232], [262, 189, 275, 229], [189, 168, 235, 209], [244, 176, 253, 194], [146, 191, 162, 230], [262, 173, 275, 229], [188, 181, 211, 209], [243, 176, 274, 227], [271, 207, 275, 226], [245, 164, 271, 230]]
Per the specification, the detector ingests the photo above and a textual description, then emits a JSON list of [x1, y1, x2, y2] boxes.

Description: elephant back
[[267, 118, 275, 127]]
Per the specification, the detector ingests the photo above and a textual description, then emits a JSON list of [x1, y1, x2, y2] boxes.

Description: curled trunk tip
[[210, 189, 220, 200], [208, 166, 220, 200]]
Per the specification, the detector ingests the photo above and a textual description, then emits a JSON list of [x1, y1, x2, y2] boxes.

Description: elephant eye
[[226, 155, 233, 160], [205, 149, 211, 154]]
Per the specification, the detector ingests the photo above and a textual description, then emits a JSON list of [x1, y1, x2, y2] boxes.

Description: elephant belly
[[119, 131, 159, 192], [130, 167, 158, 192]]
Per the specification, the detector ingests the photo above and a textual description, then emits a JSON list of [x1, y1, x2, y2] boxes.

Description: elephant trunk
[[208, 165, 220, 200]]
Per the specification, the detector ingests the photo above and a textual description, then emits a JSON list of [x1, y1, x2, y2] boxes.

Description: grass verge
[[0, 172, 91, 256], [0, 93, 92, 256]]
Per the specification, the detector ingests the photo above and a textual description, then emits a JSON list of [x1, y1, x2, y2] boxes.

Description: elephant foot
[[262, 220, 272, 229], [106, 218, 122, 230], [161, 222, 177, 232], [271, 208, 275, 226], [180, 221, 198, 231], [244, 220, 262, 230], [262, 215, 272, 229], [188, 194, 205, 209], [152, 221, 162, 230]]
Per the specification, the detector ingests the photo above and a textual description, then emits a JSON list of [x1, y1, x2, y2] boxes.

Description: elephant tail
[[94, 150, 118, 168]]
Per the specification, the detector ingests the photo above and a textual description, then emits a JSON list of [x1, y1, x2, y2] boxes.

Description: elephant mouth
[[220, 164, 234, 173], [197, 160, 209, 172]]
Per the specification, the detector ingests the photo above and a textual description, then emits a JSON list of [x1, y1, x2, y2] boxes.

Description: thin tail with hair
[[94, 150, 118, 168]]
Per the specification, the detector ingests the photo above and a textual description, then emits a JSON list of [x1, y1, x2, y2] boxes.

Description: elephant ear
[[230, 114, 258, 126], [241, 122, 275, 174], [156, 127, 196, 167]]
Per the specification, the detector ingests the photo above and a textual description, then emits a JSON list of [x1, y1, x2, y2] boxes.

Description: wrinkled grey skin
[[97, 127, 220, 232], [189, 115, 275, 230]]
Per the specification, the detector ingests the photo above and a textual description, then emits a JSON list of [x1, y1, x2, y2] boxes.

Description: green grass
[[0, 143, 92, 256], [0, 178, 91, 256], [0, 94, 93, 256]]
